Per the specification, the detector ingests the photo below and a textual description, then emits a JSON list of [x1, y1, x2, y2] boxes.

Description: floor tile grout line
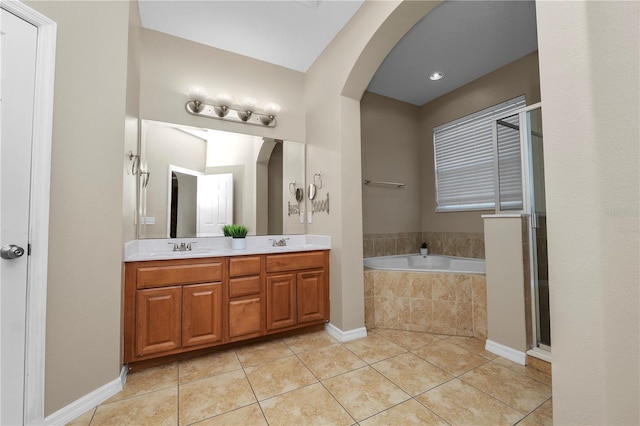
[[490, 357, 553, 386], [233, 346, 271, 425], [414, 376, 527, 425], [409, 395, 455, 426], [454, 373, 534, 417], [459, 358, 553, 404]]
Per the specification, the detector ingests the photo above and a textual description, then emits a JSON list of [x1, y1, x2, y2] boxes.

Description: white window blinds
[[433, 96, 526, 212]]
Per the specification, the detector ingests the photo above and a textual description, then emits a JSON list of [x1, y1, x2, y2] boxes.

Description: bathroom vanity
[[123, 236, 330, 366]]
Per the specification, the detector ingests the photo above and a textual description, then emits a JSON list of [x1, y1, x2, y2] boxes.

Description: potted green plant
[[420, 242, 428, 256], [223, 224, 249, 250]]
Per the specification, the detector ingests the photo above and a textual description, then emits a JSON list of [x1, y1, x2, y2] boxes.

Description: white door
[[0, 8, 38, 425], [197, 173, 233, 236]]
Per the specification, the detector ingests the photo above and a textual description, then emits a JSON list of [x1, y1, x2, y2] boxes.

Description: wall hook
[[128, 150, 140, 176], [313, 172, 323, 189]]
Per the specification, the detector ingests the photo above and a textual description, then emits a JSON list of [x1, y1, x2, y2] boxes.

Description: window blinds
[[433, 96, 526, 211]]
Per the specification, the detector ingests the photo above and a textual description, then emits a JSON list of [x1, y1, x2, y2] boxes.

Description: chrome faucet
[[168, 242, 197, 251], [270, 238, 289, 247]]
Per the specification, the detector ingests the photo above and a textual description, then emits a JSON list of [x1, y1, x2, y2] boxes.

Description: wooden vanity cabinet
[[124, 250, 329, 365], [228, 256, 263, 342], [124, 257, 225, 363], [265, 251, 329, 332]]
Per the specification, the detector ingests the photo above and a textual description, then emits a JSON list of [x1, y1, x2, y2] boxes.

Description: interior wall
[[536, 1, 639, 423], [282, 141, 306, 234], [139, 28, 304, 143], [305, 0, 440, 331], [175, 173, 197, 237], [142, 125, 206, 239], [25, 0, 130, 416], [122, 0, 141, 244], [268, 143, 283, 235], [360, 91, 421, 234], [419, 51, 540, 233]]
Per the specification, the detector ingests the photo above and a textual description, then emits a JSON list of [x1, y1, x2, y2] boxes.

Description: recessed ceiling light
[[429, 71, 444, 81]]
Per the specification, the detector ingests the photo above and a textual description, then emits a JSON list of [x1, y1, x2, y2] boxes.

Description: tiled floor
[[68, 329, 552, 426]]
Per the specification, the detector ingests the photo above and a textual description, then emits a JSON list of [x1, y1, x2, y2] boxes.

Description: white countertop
[[124, 235, 331, 262]]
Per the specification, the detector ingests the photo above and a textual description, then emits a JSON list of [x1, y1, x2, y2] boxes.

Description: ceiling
[[138, 0, 538, 106]]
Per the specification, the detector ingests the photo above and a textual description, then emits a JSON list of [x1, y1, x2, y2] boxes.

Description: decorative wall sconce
[[185, 86, 281, 128]]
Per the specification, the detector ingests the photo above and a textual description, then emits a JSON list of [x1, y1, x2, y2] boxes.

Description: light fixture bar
[[185, 101, 278, 128]]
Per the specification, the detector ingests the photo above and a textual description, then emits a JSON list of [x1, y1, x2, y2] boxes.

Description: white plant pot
[[231, 238, 246, 250], [420, 248, 428, 256]]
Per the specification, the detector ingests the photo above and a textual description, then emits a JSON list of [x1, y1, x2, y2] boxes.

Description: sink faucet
[[168, 242, 197, 251], [270, 238, 289, 247]]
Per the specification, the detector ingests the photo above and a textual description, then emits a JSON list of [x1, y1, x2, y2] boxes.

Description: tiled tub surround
[[364, 269, 487, 339], [363, 231, 485, 259]]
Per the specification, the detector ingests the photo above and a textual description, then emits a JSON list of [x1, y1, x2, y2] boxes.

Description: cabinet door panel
[[182, 282, 223, 348], [136, 286, 181, 357], [229, 297, 262, 340], [297, 270, 326, 323], [266, 274, 296, 331]]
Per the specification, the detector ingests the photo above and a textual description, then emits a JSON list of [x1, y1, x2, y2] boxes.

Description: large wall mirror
[[138, 120, 306, 239]]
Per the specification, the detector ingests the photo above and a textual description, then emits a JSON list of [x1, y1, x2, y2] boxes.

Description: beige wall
[[360, 91, 421, 234], [122, 0, 141, 243], [536, 1, 639, 423], [141, 124, 206, 238], [139, 29, 305, 143], [483, 216, 527, 352], [419, 52, 540, 233], [305, 0, 440, 331], [25, 1, 130, 416], [282, 141, 306, 234]]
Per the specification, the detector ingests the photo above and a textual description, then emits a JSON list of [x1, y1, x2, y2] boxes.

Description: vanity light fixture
[[429, 71, 444, 81], [185, 87, 281, 127]]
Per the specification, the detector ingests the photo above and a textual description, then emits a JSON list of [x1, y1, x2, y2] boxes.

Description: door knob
[[1, 244, 25, 259]]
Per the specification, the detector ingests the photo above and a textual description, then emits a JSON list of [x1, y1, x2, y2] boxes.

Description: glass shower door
[[494, 104, 550, 352], [525, 107, 550, 349]]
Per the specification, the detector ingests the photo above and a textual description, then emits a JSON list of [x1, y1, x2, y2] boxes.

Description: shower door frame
[[492, 102, 551, 359]]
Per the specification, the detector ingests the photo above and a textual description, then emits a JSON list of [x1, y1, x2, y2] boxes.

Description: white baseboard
[[485, 339, 526, 365], [324, 323, 367, 342], [45, 366, 127, 426]]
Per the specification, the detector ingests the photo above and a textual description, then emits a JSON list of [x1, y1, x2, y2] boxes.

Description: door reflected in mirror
[[138, 120, 306, 238]]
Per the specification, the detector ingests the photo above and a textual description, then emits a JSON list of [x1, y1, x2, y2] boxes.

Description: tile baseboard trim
[[45, 366, 127, 426], [485, 339, 526, 365], [325, 323, 367, 342]]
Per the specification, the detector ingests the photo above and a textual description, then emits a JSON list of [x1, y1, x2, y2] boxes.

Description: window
[[433, 96, 526, 211]]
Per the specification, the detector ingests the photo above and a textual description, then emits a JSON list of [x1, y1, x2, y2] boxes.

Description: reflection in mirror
[[138, 120, 305, 238], [307, 183, 317, 200]]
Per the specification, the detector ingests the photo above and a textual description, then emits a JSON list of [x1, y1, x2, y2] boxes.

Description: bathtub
[[364, 254, 485, 275], [363, 254, 487, 339]]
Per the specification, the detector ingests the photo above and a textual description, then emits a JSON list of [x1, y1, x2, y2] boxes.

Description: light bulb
[[264, 102, 281, 117], [213, 93, 234, 117], [214, 93, 234, 108], [240, 97, 258, 113], [188, 86, 208, 102]]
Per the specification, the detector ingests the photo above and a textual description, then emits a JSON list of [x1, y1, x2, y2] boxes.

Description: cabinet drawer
[[229, 297, 261, 339], [137, 262, 223, 289], [266, 251, 324, 273], [229, 256, 261, 277], [229, 276, 261, 298]]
